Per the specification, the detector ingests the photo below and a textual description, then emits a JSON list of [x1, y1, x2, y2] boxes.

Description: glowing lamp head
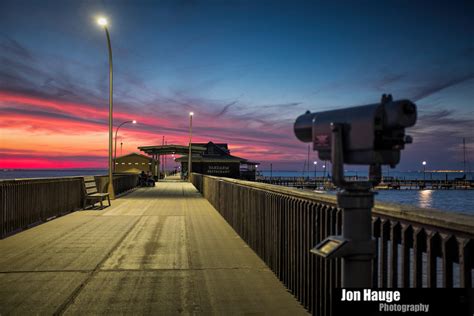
[[97, 17, 108, 26], [422, 161, 427, 166], [313, 161, 317, 165], [132, 120, 137, 124], [189, 112, 194, 116]]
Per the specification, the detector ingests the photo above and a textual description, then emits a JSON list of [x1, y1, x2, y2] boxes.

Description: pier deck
[[0, 180, 307, 315]]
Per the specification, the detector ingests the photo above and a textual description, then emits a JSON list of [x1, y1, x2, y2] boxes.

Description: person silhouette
[[139, 171, 146, 186]]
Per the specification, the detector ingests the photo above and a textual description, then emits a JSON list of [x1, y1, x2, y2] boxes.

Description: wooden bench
[[83, 176, 111, 210]]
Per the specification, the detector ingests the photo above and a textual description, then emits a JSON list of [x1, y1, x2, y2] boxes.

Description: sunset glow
[[1, 1, 473, 170]]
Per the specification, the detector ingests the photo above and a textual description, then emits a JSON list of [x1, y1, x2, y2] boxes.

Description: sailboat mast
[[307, 144, 310, 177], [463, 137, 466, 173]]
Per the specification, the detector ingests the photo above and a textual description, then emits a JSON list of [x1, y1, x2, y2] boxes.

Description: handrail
[[196, 174, 474, 236]]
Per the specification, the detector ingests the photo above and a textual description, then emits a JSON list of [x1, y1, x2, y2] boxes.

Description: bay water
[[1, 169, 473, 215]]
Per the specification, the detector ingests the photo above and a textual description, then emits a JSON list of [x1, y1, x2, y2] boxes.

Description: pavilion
[[138, 142, 259, 180], [138, 144, 206, 178], [174, 142, 260, 180]]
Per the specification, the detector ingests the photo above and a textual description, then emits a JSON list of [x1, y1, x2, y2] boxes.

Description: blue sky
[[1, 0, 473, 170]]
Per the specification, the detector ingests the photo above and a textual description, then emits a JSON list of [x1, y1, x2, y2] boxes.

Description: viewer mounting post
[[294, 94, 417, 287]]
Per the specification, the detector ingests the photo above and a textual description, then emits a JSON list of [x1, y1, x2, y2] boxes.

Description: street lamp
[[188, 112, 194, 181], [114, 120, 137, 171], [422, 161, 427, 181], [313, 161, 318, 179], [97, 16, 115, 199], [97, 17, 107, 26]]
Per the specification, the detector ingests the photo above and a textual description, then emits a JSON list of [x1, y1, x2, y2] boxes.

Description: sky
[[0, 0, 473, 171]]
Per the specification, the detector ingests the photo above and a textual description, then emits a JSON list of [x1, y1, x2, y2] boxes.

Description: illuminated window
[[135, 163, 139, 165], [128, 163, 132, 165], [121, 163, 125, 165]]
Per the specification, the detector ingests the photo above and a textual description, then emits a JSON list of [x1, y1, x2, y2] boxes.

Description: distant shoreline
[[1, 168, 469, 173], [1, 168, 107, 171]]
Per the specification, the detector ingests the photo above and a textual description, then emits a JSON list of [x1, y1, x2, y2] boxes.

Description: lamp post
[[172, 153, 175, 174], [188, 112, 194, 181], [422, 161, 427, 181], [114, 120, 136, 171], [313, 161, 318, 189], [97, 16, 115, 199]]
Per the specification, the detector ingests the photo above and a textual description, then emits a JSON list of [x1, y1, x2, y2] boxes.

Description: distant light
[[422, 161, 427, 166], [132, 120, 137, 124], [97, 17, 108, 26], [255, 165, 258, 168], [323, 165, 326, 168], [313, 161, 317, 165], [189, 112, 194, 116]]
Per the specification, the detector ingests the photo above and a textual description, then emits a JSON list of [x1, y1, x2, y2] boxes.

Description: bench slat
[[85, 182, 97, 188], [86, 188, 98, 194], [84, 176, 96, 181], [87, 193, 110, 197]]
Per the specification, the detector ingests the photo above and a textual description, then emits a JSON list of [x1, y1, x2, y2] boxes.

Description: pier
[[1, 174, 473, 315], [257, 176, 474, 190], [0, 177, 307, 315], [3, 1, 473, 314]]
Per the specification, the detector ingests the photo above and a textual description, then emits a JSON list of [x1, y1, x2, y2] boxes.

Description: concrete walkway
[[0, 181, 308, 315]]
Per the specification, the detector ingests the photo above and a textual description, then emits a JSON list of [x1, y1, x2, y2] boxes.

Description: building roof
[[138, 141, 260, 165], [175, 155, 244, 163], [197, 142, 231, 156], [115, 152, 154, 161], [192, 142, 229, 153], [174, 141, 260, 165], [138, 144, 207, 156], [241, 161, 260, 166]]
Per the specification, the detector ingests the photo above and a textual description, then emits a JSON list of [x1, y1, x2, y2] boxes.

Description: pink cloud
[[1, 90, 310, 169]]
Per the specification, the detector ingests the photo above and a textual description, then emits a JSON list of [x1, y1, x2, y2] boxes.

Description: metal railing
[[0, 174, 139, 239], [0, 177, 83, 239], [191, 173, 474, 315]]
